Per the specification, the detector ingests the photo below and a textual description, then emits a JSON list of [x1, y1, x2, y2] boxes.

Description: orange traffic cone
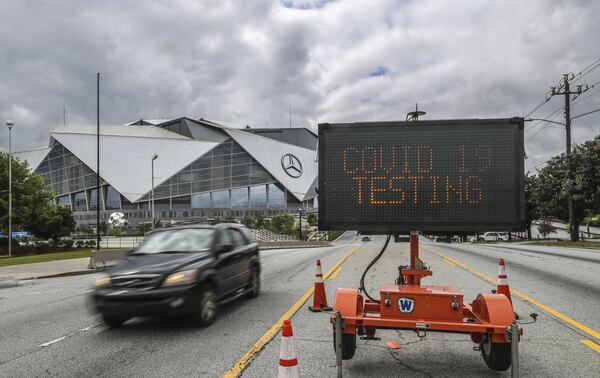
[[278, 319, 300, 378], [496, 258, 513, 306], [308, 259, 332, 312]]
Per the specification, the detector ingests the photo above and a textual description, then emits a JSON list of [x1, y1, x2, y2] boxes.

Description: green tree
[[533, 136, 600, 241], [98, 220, 108, 235], [270, 214, 295, 235], [138, 222, 153, 235], [254, 214, 266, 228], [524, 175, 540, 240], [28, 205, 76, 242], [109, 226, 122, 237], [0, 153, 53, 233], [241, 216, 256, 228], [537, 219, 557, 238]]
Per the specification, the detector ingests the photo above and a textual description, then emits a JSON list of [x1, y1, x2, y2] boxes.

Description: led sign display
[[318, 118, 526, 233]]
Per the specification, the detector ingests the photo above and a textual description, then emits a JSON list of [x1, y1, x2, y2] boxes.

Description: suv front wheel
[[246, 266, 260, 299], [194, 285, 218, 326]]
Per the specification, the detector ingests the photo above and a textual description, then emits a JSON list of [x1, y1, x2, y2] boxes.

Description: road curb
[[17, 269, 104, 281]]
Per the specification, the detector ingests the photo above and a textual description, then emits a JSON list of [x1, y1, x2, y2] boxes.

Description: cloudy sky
[[1, 0, 599, 171]]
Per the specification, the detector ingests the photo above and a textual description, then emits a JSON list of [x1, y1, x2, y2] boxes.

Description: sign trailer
[[319, 118, 525, 373]]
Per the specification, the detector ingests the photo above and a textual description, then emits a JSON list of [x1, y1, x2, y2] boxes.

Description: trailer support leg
[[511, 321, 519, 378], [335, 311, 343, 378]]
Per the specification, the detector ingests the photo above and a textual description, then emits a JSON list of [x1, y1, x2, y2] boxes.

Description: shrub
[[537, 219, 557, 238], [0, 237, 20, 247], [75, 240, 85, 248], [60, 239, 74, 249]]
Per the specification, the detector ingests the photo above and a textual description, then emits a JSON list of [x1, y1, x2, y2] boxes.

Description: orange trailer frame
[[332, 233, 521, 371]]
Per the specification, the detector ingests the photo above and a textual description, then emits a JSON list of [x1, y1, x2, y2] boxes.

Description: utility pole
[[96, 73, 101, 250], [548, 73, 588, 241]]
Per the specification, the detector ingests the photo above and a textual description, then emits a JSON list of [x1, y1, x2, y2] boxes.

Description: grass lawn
[[0, 249, 92, 267], [523, 240, 600, 250]]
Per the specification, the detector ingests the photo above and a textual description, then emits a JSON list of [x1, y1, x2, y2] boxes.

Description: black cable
[[359, 234, 391, 303]]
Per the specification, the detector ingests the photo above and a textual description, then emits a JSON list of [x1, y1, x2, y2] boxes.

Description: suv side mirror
[[218, 243, 233, 253]]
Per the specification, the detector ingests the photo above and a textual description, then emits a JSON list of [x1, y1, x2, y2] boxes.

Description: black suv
[[92, 223, 260, 327]]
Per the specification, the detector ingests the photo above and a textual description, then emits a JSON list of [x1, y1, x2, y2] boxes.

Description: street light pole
[[152, 154, 158, 229], [6, 121, 14, 257]]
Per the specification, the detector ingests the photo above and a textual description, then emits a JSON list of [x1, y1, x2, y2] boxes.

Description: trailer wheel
[[481, 334, 511, 371], [333, 331, 356, 360]]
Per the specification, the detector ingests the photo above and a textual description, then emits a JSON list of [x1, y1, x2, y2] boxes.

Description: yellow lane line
[[423, 246, 600, 341], [330, 266, 343, 279], [580, 340, 600, 354], [222, 245, 362, 378], [442, 257, 458, 267]]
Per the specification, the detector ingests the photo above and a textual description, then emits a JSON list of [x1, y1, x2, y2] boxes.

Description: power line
[[571, 57, 600, 84], [572, 79, 600, 102], [524, 96, 551, 118], [525, 105, 564, 134], [575, 57, 600, 76], [525, 58, 600, 119], [571, 106, 600, 120], [525, 110, 564, 142]]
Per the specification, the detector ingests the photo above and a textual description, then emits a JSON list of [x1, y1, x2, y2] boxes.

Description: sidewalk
[[0, 257, 93, 281]]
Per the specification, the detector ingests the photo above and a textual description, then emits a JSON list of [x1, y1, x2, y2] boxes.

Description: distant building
[[16, 117, 318, 229]]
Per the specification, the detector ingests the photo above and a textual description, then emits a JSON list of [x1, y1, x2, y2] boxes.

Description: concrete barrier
[[257, 241, 332, 249], [88, 248, 130, 269]]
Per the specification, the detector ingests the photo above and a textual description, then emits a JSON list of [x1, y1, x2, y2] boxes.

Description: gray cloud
[[1, 0, 599, 172]]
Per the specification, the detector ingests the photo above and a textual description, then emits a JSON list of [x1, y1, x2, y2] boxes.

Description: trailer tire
[[481, 334, 511, 371], [333, 331, 356, 360]]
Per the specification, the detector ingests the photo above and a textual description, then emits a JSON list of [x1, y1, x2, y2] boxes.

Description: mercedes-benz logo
[[281, 154, 303, 178]]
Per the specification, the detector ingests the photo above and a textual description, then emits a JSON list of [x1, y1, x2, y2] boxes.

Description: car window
[[218, 229, 234, 248], [133, 228, 215, 254], [230, 229, 247, 247]]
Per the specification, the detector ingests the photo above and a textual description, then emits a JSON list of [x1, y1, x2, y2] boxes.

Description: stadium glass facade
[[25, 118, 317, 228]]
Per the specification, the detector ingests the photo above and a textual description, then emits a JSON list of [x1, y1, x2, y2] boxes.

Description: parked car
[[361, 235, 371, 242], [481, 232, 508, 242], [92, 223, 260, 328]]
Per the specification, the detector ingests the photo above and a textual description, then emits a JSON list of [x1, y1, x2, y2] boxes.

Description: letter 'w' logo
[[398, 297, 415, 313]]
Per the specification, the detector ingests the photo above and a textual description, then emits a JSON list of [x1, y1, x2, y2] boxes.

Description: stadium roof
[[19, 118, 318, 203]]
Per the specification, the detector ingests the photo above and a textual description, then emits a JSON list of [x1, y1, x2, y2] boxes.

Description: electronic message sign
[[318, 118, 526, 233]]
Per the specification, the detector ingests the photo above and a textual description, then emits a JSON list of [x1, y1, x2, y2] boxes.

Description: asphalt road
[[0, 238, 360, 378], [1, 235, 598, 377], [242, 236, 600, 377]]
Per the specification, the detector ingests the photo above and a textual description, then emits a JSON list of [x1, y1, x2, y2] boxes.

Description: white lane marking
[[39, 335, 71, 347], [24, 289, 62, 296], [38, 323, 101, 348], [517, 253, 541, 260]]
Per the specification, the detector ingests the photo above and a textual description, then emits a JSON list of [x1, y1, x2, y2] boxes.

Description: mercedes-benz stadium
[[15, 118, 318, 229]]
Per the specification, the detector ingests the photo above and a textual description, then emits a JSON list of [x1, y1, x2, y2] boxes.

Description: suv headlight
[[162, 269, 198, 287], [95, 274, 111, 287]]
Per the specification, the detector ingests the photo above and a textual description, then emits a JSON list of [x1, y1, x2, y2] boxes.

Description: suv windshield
[[133, 228, 215, 254]]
